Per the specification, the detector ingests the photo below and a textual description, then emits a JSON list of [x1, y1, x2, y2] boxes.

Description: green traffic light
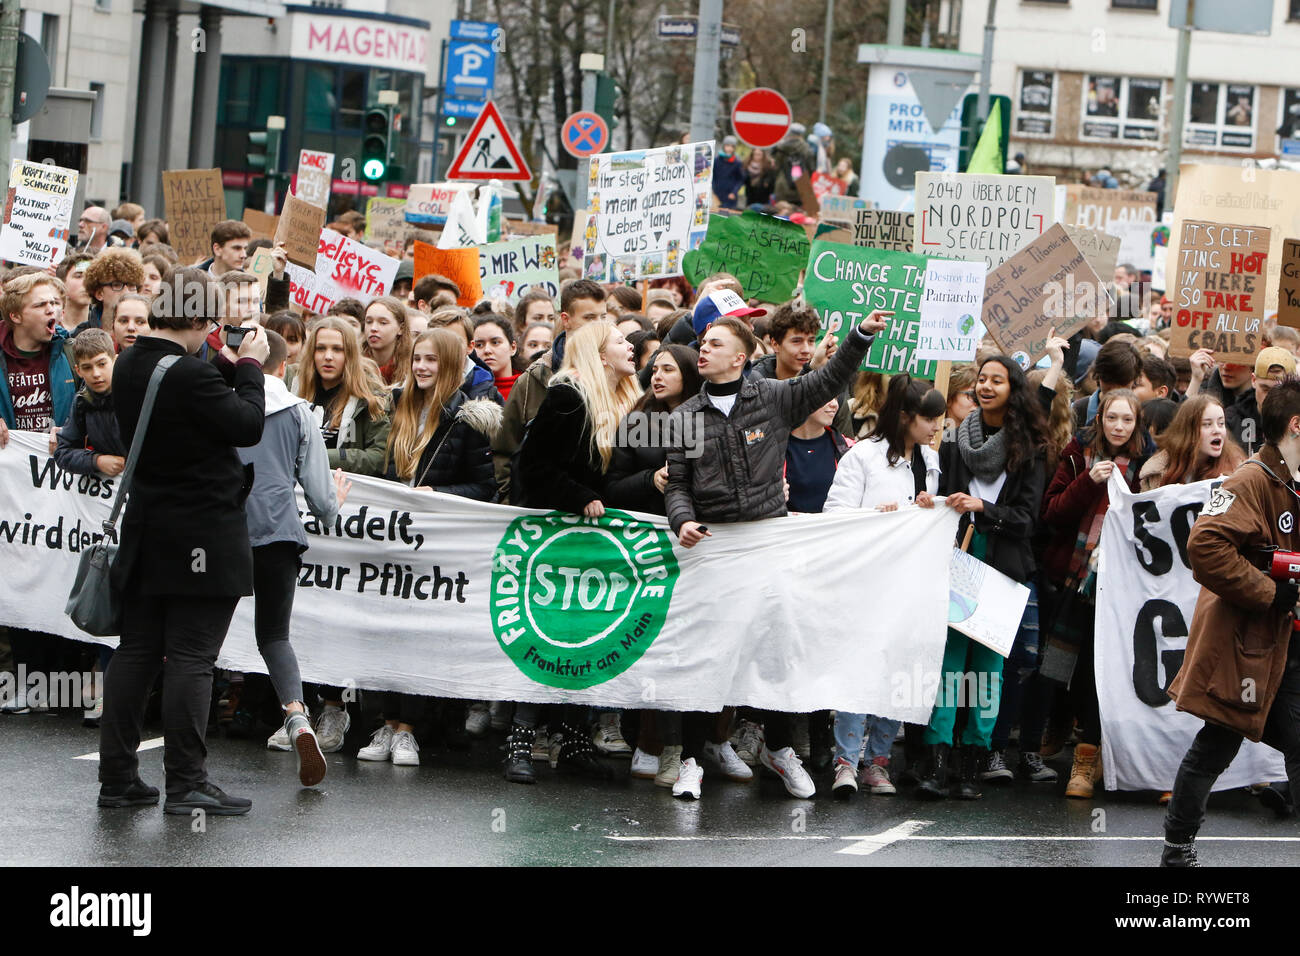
[[446, 116, 456, 126], [362, 158, 386, 181]]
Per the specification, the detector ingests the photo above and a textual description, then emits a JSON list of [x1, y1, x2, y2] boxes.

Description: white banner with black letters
[[0, 430, 957, 719], [1096, 474, 1286, 791]]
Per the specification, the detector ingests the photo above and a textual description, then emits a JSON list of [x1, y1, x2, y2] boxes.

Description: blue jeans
[[833, 712, 900, 765]]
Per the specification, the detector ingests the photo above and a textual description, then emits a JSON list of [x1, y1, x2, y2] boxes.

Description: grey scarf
[[957, 412, 1008, 483]]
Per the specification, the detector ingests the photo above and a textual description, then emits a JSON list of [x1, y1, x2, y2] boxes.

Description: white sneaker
[[730, 719, 764, 766], [630, 747, 660, 780], [390, 730, 420, 766], [832, 760, 859, 798], [314, 704, 350, 753], [703, 739, 753, 782], [760, 744, 816, 798], [593, 712, 632, 756], [861, 762, 897, 795], [465, 702, 491, 738], [267, 724, 292, 751], [673, 757, 703, 800], [357, 724, 396, 761], [488, 700, 511, 732], [655, 744, 683, 788]]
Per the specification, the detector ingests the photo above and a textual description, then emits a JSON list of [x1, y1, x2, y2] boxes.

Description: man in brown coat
[[1162, 376, 1300, 866]]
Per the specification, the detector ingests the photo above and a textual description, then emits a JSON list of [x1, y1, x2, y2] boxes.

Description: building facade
[[960, 0, 1300, 185]]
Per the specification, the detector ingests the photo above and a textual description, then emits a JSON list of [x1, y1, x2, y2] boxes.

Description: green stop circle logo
[[490, 510, 679, 689]]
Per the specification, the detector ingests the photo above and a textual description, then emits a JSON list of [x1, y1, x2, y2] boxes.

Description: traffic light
[[247, 126, 282, 185], [362, 106, 392, 182], [594, 73, 618, 137]]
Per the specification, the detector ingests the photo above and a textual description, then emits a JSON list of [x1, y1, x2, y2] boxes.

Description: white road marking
[[838, 819, 934, 855], [74, 737, 164, 761], [606, 835, 831, 842]]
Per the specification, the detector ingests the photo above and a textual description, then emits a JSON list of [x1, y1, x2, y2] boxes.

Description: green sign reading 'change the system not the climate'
[[682, 210, 810, 304], [803, 240, 935, 378], [490, 510, 681, 689]]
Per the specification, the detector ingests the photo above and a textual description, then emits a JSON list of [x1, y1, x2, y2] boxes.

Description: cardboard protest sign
[[437, 187, 485, 249], [681, 210, 810, 304], [806, 222, 853, 245], [405, 183, 472, 226], [364, 197, 409, 256], [853, 209, 914, 252], [294, 149, 334, 209], [315, 228, 399, 304], [0, 160, 78, 268], [1279, 238, 1300, 329], [794, 173, 820, 218], [1062, 186, 1156, 232], [1169, 219, 1270, 362], [916, 258, 988, 362], [275, 194, 326, 268], [805, 240, 933, 377], [161, 168, 226, 264], [503, 220, 559, 237], [1166, 164, 1300, 313], [586, 141, 714, 282], [480, 235, 560, 304], [241, 208, 279, 242], [981, 223, 1102, 367], [414, 240, 481, 307], [914, 172, 1054, 269], [818, 195, 871, 225], [1062, 225, 1120, 283]]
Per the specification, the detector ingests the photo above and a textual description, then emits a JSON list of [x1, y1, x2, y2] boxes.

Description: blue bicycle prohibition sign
[[562, 111, 609, 158]]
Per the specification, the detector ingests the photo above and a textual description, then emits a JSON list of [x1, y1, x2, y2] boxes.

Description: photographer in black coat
[[98, 267, 270, 816]]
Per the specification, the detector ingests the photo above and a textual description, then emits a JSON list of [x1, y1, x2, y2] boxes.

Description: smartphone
[[696, 526, 709, 534], [224, 325, 251, 349]]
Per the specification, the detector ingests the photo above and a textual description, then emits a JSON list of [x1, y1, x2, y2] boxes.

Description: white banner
[[1096, 474, 1286, 791], [0, 431, 956, 719]]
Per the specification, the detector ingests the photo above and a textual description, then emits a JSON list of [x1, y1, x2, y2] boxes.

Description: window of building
[[40, 14, 58, 79], [1080, 75, 1160, 141], [1290, 0, 1300, 20], [1112, 0, 1157, 8], [94, 0, 110, 11], [1015, 70, 1055, 136], [1185, 82, 1256, 149], [89, 82, 104, 140], [1280, 88, 1300, 141]]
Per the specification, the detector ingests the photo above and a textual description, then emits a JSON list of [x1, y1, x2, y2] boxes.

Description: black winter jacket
[[664, 325, 873, 532], [385, 388, 500, 501], [938, 433, 1047, 584], [55, 387, 127, 475], [605, 411, 671, 516], [112, 337, 265, 597], [516, 382, 605, 513]]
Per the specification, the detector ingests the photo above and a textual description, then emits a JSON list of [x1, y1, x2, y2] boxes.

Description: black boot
[[899, 723, 925, 785], [808, 710, 833, 773], [1160, 837, 1199, 867], [1257, 783, 1294, 819], [915, 744, 949, 800], [951, 746, 983, 800], [504, 723, 536, 785], [557, 722, 613, 780]]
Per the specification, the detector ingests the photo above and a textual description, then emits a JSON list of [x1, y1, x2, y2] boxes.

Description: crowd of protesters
[[1, 190, 1298, 863]]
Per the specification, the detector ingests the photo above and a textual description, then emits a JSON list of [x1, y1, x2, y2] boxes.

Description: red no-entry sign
[[731, 88, 792, 149]]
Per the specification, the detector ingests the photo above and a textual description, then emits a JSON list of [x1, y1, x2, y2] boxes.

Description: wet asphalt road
[[2, 710, 1296, 867]]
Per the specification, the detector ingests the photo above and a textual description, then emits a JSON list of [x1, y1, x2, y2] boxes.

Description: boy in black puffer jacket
[[56, 329, 127, 477]]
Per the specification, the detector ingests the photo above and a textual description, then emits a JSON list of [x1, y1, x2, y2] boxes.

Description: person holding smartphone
[[98, 267, 270, 816]]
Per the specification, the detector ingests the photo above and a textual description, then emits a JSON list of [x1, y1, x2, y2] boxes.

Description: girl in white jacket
[[824, 376, 944, 797]]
